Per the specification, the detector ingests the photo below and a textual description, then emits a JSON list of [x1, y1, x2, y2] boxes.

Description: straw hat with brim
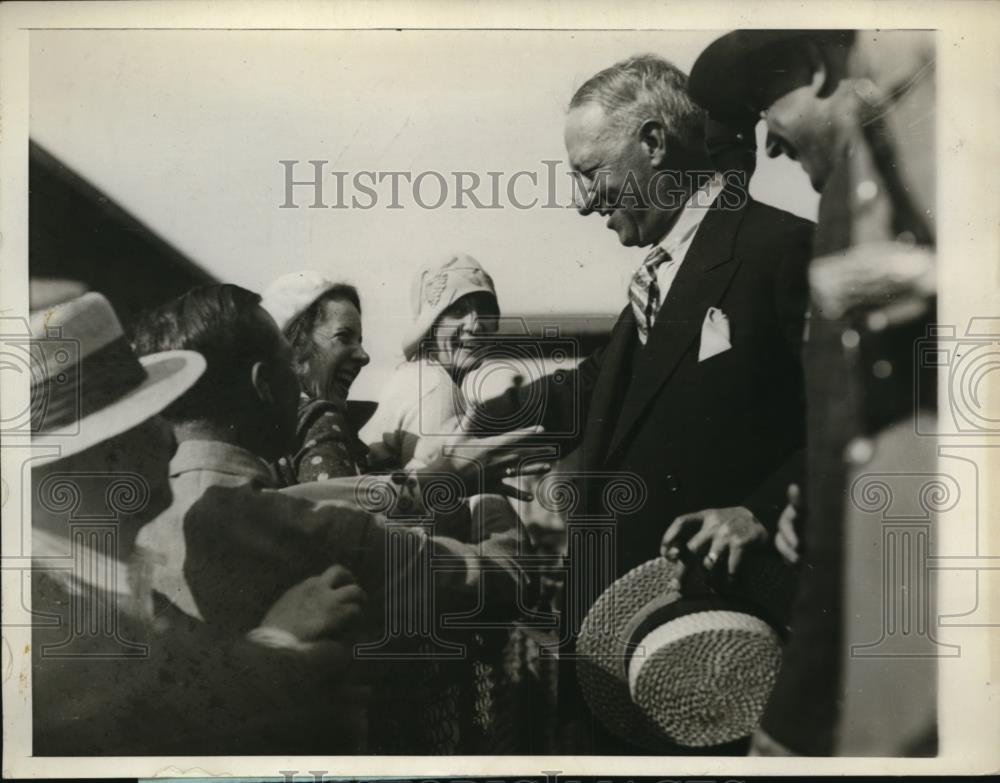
[[689, 29, 856, 123], [30, 292, 205, 467], [403, 252, 499, 361], [576, 555, 794, 751]]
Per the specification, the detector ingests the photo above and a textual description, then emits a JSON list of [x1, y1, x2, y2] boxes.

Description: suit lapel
[[606, 197, 750, 460], [580, 304, 636, 470]]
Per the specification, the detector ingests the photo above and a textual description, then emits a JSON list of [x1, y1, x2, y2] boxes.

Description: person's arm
[[285, 499, 534, 622], [469, 344, 605, 445], [147, 572, 369, 754], [742, 215, 812, 528]]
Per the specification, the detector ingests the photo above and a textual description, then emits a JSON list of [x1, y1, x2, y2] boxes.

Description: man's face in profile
[[32, 415, 177, 556], [564, 102, 681, 248], [753, 47, 841, 192]]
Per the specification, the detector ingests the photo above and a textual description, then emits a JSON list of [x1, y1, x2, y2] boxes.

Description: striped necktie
[[629, 245, 672, 345]]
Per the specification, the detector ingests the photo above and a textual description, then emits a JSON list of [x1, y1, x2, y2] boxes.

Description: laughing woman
[[261, 271, 371, 485]]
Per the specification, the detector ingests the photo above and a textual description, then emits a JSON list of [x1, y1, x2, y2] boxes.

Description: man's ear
[[638, 119, 669, 168], [802, 40, 830, 96], [250, 361, 274, 405]]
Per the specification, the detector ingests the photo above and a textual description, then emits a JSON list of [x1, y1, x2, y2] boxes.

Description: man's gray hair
[[570, 54, 706, 153]]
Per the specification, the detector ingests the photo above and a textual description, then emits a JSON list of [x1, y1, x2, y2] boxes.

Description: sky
[[30, 29, 818, 398]]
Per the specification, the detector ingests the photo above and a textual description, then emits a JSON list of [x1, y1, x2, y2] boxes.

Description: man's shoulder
[[741, 198, 815, 238]]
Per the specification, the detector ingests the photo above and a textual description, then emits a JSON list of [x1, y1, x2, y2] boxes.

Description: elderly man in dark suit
[[559, 55, 813, 579], [480, 54, 814, 752]]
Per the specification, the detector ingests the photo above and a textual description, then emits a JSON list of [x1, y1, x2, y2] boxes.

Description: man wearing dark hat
[[28, 292, 370, 754], [689, 29, 937, 756]]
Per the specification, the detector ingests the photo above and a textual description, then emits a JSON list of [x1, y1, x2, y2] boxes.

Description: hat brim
[[32, 349, 205, 466], [689, 29, 853, 123]]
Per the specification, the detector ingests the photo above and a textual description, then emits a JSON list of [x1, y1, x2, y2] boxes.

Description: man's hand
[[775, 483, 803, 565], [414, 418, 551, 501], [661, 505, 768, 576], [259, 564, 366, 643]]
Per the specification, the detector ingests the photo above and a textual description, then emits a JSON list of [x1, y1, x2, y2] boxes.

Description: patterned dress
[[276, 394, 370, 484]]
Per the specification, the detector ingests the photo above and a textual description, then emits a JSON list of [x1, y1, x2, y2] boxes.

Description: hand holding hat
[[661, 505, 769, 576]]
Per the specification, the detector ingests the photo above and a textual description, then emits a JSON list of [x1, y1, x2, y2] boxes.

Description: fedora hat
[[30, 292, 205, 466], [689, 29, 856, 123], [402, 252, 499, 361], [576, 554, 796, 750]]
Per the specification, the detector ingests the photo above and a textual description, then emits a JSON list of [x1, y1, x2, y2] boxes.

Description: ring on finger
[[705, 550, 720, 565]]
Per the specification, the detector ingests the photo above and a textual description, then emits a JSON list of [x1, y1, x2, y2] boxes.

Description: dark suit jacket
[[553, 196, 813, 572], [530, 194, 815, 753], [472, 193, 814, 751]]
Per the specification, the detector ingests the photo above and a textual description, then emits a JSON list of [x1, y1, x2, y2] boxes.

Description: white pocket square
[[698, 306, 731, 362]]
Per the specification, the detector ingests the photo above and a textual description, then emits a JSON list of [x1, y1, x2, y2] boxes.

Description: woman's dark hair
[[283, 284, 361, 392], [131, 283, 283, 425]]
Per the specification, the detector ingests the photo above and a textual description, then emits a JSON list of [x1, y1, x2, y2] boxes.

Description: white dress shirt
[[649, 172, 727, 307]]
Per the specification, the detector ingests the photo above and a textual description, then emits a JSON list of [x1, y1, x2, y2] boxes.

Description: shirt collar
[[300, 390, 347, 414], [656, 171, 726, 258], [170, 439, 276, 486]]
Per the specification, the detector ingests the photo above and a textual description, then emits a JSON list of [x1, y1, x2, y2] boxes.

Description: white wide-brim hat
[[402, 252, 499, 361], [29, 292, 205, 466]]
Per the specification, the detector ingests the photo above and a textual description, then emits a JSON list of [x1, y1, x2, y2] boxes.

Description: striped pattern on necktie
[[629, 246, 672, 345]]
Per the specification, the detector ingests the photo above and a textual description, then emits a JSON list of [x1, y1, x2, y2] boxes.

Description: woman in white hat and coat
[[362, 252, 503, 472]]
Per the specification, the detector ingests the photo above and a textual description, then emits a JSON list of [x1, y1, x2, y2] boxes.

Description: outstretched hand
[[413, 414, 551, 501]]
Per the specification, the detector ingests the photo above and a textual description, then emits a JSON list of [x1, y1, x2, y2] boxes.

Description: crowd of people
[[28, 28, 935, 756]]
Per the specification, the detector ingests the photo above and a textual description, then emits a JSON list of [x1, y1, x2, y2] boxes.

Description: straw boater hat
[[30, 292, 205, 466], [576, 554, 796, 750], [402, 252, 499, 361], [260, 270, 341, 334]]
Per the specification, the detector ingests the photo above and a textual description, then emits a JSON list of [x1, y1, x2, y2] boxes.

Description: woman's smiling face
[[430, 291, 499, 376], [309, 296, 370, 404]]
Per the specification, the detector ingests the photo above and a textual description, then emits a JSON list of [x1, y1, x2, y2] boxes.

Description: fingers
[[503, 461, 552, 478], [775, 502, 800, 564], [726, 541, 744, 576], [490, 459, 551, 499], [686, 523, 716, 555], [496, 482, 535, 502], [779, 508, 799, 550], [702, 548, 722, 571], [465, 426, 545, 452], [661, 513, 702, 559], [775, 530, 799, 565], [329, 582, 367, 607], [787, 483, 802, 509], [331, 600, 366, 629], [318, 564, 356, 589]]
